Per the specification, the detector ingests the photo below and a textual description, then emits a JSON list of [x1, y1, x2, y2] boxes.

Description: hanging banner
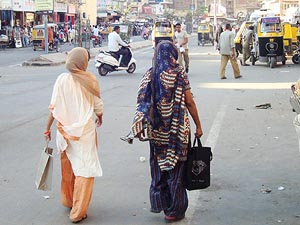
[[36, 0, 54, 11], [13, 0, 35, 12]]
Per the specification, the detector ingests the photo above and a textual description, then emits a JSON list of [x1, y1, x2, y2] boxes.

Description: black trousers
[[113, 47, 132, 67]]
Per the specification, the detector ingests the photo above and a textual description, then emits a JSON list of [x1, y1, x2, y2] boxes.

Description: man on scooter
[[108, 26, 131, 67]]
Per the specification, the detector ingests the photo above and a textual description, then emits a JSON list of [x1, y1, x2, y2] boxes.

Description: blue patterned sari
[[132, 41, 191, 171]]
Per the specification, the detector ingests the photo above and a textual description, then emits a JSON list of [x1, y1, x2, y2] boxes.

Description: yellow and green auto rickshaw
[[251, 16, 286, 68], [291, 23, 298, 49], [282, 22, 293, 56], [234, 21, 253, 57], [197, 22, 214, 46], [32, 23, 58, 51], [152, 19, 174, 47]]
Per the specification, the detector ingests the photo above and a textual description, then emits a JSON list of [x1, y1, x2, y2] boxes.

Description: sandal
[[71, 214, 87, 223]]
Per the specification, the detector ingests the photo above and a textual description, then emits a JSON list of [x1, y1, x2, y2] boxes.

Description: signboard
[[261, 17, 280, 23], [54, 2, 67, 12], [35, 0, 54, 11], [0, 0, 13, 9], [13, 0, 35, 12]]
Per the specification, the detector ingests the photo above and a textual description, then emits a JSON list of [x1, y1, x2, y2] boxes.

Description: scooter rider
[[108, 25, 131, 67]]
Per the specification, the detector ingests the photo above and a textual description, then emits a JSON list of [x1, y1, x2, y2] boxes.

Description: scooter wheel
[[127, 63, 136, 73], [98, 65, 108, 76], [292, 54, 299, 64]]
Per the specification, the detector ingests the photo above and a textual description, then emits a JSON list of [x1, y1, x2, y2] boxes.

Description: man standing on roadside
[[218, 23, 242, 79], [174, 23, 189, 73], [241, 25, 254, 66]]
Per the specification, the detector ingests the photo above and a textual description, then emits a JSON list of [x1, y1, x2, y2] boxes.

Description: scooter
[[95, 46, 136, 76]]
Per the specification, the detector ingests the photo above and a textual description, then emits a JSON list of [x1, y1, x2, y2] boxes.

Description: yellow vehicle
[[297, 25, 300, 43], [32, 23, 58, 51], [282, 22, 293, 55], [197, 22, 214, 46], [251, 16, 286, 68], [234, 21, 253, 57], [152, 19, 174, 47], [291, 23, 298, 49]]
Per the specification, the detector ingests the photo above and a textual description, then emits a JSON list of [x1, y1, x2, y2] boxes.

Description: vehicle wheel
[[98, 65, 108, 76], [292, 54, 299, 64], [251, 55, 255, 65], [198, 41, 200, 46], [282, 59, 286, 65], [127, 63, 136, 73], [270, 57, 276, 68]]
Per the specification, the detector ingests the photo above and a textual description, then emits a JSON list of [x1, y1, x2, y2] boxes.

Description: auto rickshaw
[[251, 16, 286, 68], [197, 23, 214, 46], [109, 22, 132, 43], [291, 23, 298, 49], [32, 23, 59, 51], [234, 21, 253, 57], [292, 25, 300, 64], [282, 22, 293, 56], [152, 19, 174, 47]]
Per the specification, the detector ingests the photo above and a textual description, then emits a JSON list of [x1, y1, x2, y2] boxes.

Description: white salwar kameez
[[50, 73, 103, 178]]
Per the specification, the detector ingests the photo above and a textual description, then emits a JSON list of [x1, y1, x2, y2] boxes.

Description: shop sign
[[54, 2, 67, 12], [36, 0, 54, 11], [68, 4, 76, 14], [0, 0, 13, 9], [13, 0, 35, 12]]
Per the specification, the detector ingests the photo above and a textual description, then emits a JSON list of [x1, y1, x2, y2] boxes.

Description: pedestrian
[[125, 40, 203, 223], [44, 47, 103, 223], [215, 24, 223, 49], [219, 23, 242, 79], [174, 22, 190, 73], [241, 25, 254, 66]]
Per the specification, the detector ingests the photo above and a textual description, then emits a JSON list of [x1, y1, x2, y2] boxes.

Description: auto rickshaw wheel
[[197, 41, 200, 46], [292, 54, 299, 64], [282, 59, 286, 65], [127, 63, 136, 73], [98, 65, 109, 76], [270, 57, 276, 68], [251, 55, 255, 65]]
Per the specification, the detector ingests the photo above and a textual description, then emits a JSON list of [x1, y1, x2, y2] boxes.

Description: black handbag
[[185, 137, 213, 190]]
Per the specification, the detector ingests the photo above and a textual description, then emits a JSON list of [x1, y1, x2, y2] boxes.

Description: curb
[[23, 40, 153, 67]]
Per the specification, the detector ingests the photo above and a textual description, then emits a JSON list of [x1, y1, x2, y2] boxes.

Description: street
[[1, 35, 300, 225]]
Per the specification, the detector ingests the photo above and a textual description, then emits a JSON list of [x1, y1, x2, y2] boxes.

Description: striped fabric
[[149, 143, 188, 217], [131, 41, 191, 171]]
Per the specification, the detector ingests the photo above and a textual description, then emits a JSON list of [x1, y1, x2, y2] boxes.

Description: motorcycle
[[95, 46, 136, 76], [292, 46, 300, 64], [143, 32, 149, 40], [91, 35, 102, 48]]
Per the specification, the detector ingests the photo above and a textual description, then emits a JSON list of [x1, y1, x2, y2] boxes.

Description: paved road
[[1, 36, 300, 225]]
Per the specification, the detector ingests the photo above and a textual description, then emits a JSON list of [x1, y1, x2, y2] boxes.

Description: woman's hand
[[44, 130, 51, 141], [95, 114, 103, 127], [195, 127, 203, 138]]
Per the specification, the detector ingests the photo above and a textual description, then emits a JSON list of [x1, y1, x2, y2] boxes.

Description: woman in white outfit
[[44, 47, 103, 223]]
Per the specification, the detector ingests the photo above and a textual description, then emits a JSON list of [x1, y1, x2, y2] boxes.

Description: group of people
[[44, 22, 203, 223]]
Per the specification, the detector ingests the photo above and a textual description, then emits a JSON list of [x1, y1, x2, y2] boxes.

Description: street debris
[[274, 137, 279, 139], [139, 156, 146, 162], [278, 186, 285, 191], [255, 103, 272, 109], [267, 127, 271, 129], [236, 108, 244, 111], [43, 195, 50, 199], [260, 188, 272, 193]]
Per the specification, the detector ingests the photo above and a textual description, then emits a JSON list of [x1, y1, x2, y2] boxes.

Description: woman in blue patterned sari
[[132, 40, 203, 222]]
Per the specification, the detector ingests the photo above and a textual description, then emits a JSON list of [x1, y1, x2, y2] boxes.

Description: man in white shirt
[[219, 23, 242, 79], [108, 26, 131, 67], [174, 23, 189, 73]]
